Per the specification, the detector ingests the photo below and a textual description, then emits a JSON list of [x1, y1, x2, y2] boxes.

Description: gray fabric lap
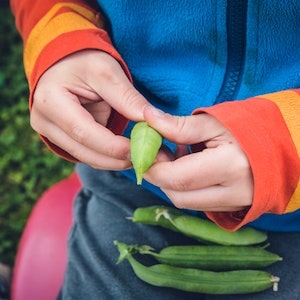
[[58, 164, 300, 300]]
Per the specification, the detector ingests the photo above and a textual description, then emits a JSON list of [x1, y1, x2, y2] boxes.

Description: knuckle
[[69, 123, 89, 145], [95, 55, 121, 85], [174, 116, 188, 134], [120, 86, 142, 109], [105, 142, 118, 158], [168, 174, 192, 192], [169, 116, 191, 142], [106, 136, 130, 160], [98, 65, 119, 85]]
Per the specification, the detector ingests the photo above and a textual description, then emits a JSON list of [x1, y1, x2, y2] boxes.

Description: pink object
[[11, 172, 81, 300]]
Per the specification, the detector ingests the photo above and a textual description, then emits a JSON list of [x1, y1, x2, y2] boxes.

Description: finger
[[87, 53, 151, 121], [33, 117, 132, 170], [32, 89, 131, 160], [83, 101, 111, 126], [162, 185, 249, 212], [145, 144, 250, 191], [143, 106, 226, 144]]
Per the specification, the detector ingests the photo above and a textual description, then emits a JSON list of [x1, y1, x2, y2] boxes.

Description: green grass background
[[0, 2, 74, 266]]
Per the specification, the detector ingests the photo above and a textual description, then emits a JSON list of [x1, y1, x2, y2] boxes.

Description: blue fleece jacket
[[97, 0, 300, 231]]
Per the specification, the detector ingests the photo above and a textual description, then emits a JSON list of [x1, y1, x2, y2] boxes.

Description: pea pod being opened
[[130, 122, 163, 184]]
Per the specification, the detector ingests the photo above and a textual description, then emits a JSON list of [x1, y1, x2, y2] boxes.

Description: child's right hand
[[31, 50, 150, 170]]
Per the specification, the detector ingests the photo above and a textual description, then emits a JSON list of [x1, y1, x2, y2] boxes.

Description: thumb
[[109, 83, 150, 121], [92, 75, 151, 121], [88, 53, 151, 121], [143, 106, 223, 144]]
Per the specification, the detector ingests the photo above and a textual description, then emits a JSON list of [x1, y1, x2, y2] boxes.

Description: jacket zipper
[[215, 0, 248, 103]]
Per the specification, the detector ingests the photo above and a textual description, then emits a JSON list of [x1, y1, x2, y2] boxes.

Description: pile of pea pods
[[115, 205, 282, 295]]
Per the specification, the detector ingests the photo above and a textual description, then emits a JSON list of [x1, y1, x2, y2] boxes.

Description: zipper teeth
[[215, 0, 248, 103]]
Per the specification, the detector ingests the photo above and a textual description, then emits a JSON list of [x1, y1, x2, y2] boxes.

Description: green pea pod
[[130, 205, 183, 232], [114, 241, 280, 295], [167, 213, 267, 246], [137, 244, 282, 271], [130, 122, 163, 185], [131, 205, 268, 246]]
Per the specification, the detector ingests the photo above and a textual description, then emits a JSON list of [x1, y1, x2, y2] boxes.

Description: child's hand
[[31, 50, 150, 170], [143, 106, 253, 212]]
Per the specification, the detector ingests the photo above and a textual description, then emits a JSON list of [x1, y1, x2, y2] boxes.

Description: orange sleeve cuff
[[193, 90, 300, 231], [261, 90, 300, 213], [24, 3, 103, 79]]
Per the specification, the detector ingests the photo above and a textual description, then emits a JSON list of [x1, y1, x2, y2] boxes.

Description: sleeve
[[193, 89, 300, 231], [10, 0, 131, 161]]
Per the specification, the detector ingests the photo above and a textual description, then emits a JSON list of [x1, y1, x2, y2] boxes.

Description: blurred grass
[[0, 2, 74, 266]]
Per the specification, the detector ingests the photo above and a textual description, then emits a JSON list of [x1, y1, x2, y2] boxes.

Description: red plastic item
[[11, 172, 81, 300]]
